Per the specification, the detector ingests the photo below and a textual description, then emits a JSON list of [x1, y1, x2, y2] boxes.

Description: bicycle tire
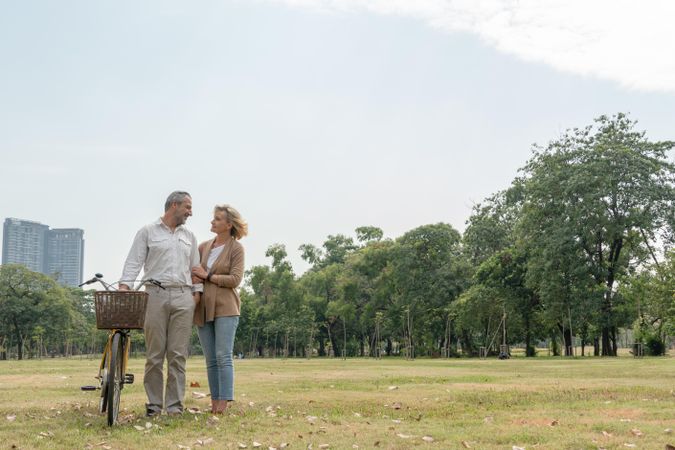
[[99, 351, 109, 414], [106, 332, 124, 426]]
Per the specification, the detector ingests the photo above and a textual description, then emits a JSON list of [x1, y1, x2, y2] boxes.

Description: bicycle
[[80, 274, 164, 426]]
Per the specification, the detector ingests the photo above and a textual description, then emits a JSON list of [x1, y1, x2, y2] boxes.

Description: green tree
[[621, 250, 675, 355], [0, 265, 78, 359], [389, 223, 468, 357], [519, 113, 675, 355]]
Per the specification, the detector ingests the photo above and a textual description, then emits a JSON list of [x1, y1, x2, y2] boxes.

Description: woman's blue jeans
[[197, 316, 239, 400]]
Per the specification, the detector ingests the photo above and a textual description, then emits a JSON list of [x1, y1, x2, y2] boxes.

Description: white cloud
[[267, 0, 675, 93]]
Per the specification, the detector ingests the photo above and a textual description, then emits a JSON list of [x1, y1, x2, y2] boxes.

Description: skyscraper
[[2, 218, 49, 272], [2, 218, 85, 287], [47, 228, 85, 287]]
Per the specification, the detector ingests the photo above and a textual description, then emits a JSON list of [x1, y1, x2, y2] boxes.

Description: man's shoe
[[146, 408, 161, 418]]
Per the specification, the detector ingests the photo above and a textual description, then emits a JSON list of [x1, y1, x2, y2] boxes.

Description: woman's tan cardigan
[[193, 238, 245, 327]]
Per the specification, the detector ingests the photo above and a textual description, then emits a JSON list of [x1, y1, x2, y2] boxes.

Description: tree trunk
[[525, 320, 535, 357], [386, 338, 392, 356], [601, 327, 613, 356], [16, 334, 24, 360]]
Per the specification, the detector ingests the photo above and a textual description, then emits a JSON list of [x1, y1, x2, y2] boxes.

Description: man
[[120, 191, 202, 417]]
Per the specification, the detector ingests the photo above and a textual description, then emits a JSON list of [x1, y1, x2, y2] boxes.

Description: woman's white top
[[206, 244, 225, 271]]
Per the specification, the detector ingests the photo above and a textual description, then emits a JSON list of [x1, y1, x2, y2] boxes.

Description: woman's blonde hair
[[215, 204, 248, 240]]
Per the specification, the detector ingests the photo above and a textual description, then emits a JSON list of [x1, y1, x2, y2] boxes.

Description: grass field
[[0, 355, 674, 449]]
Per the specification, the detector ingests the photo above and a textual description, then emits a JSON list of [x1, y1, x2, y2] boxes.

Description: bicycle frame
[[98, 329, 130, 382]]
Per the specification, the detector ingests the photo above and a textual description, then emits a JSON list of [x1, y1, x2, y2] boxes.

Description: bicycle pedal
[[124, 373, 134, 384], [81, 385, 99, 391]]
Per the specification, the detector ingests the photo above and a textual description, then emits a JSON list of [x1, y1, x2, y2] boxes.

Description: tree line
[[1, 113, 673, 360]]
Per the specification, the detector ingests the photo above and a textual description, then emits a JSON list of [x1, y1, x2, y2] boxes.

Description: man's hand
[[119, 284, 131, 291], [192, 266, 208, 280]]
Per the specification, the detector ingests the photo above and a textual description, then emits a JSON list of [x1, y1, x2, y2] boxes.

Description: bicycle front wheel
[[106, 332, 125, 426]]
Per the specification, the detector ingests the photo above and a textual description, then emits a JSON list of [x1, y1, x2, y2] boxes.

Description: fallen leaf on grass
[[483, 416, 494, 423], [665, 428, 673, 434], [549, 420, 559, 426], [388, 386, 398, 390], [623, 444, 636, 448], [238, 443, 247, 449], [396, 433, 412, 439], [145, 422, 152, 429], [630, 429, 643, 437], [461, 441, 471, 448], [190, 382, 201, 387], [391, 402, 402, 410], [422, 436, 434, 442], [187, 407, 204, 415], [512, 447, 525, 450], [39, 431, 54, 438], [373, 441, 380, 447], [134, 425, 145, 431], [248, 402, 256, 407], [253, 442, 262, 448], [118, 413, 136, 424], [280, 444, 288, 448], [207, 416, 220, 426], [319, 445, 329, 449], [192, 392, 208, 399], [195, 438, 214, 446], [177, 445, 191, 450], [602, 431, 613, 437], [392, 419, 402, 424], [6, 415, 16, 422], [353, 412, 361, 418]]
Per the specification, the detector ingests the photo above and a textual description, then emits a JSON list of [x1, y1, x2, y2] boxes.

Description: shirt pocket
[[178, 236, 193, 266], [148, 236, 170, 250]]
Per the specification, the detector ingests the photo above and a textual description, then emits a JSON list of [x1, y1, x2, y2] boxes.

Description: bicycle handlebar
[[80, 274, 165, 291]]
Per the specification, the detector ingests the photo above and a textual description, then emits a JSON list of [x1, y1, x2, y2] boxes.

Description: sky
[[1, 0, 674, 282]]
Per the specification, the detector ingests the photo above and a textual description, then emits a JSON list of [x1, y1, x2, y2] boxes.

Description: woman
[[192, 204, 247, 414]]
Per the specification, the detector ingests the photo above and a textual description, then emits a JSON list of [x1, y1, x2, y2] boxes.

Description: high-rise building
[[47, 228, 85, 287], [2, 218, 49, 272], [2, 218, 84, 287]]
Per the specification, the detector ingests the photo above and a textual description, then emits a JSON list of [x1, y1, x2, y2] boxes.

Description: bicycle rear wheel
[[106, 332, 125, 426], [99, 352, 109, 414]]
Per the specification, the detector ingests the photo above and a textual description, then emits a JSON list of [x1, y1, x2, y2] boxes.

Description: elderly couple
[[119, 191, 247, 416]]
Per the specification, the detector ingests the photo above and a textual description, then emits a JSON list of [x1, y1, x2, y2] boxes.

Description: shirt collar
[[156, 217, 184, 233]]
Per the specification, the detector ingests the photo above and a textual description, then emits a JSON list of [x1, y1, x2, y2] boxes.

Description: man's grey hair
[[164, 191, 191, 211]]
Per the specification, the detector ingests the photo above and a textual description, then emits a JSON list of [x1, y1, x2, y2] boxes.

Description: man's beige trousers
[[143, 285, 194, 414]]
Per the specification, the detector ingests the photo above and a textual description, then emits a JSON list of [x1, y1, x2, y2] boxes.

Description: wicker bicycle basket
[[94, 291, 149, 329]]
